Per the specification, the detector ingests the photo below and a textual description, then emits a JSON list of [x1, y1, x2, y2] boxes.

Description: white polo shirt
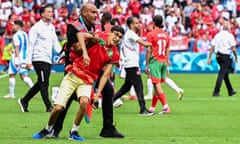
[[211, 30, 236, 55], [27, 20, 61, 64], [122, 29, 140, 68]]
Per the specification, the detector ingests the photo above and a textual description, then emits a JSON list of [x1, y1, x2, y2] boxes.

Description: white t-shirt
[[122, 29, 140, 68], [212, 30, 236, 55]]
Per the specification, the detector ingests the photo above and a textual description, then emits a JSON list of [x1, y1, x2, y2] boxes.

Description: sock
[[151, 95, 158, 108], [45, 124, 53, 131], [158, 93, 167, 106], [147, 78, 153, 97], [130, 86, 136, 96], [163, 104, 169, 109], [9, 77, 15, 96], [23, 76, 34, 88], [165, 77, 180, 93], [71, 124, 80, 132]]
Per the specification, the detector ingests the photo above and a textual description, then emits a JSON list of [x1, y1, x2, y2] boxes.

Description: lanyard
[[79, 16, 94, 32]]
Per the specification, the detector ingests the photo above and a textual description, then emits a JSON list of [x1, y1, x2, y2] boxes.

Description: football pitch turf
[[0, 73, 240, 144]]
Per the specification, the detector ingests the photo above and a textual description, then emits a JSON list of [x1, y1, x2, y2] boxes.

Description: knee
[[53, 105, 64, 112], [79, 97, 89, 109]]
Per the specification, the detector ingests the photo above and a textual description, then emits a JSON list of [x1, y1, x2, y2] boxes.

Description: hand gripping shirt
[[66, 32, 120, 84]]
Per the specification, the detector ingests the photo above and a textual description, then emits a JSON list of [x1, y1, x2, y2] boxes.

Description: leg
[[52, 93, 77, 137], [113, 68, 132, 101], [213, 56, 230, 95], [99, 79, 124, 138]]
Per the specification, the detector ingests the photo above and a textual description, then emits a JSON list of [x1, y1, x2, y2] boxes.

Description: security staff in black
[[52, 3, 124, 138], [207, 19, 238, 97]]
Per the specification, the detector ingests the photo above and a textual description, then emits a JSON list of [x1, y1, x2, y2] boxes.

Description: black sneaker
[[18, 98, 29, 112], [229, 90, 237, 96], [99, 126, 124, 138], [140, 109, 154, 116], [212, 92, 220, 97], [32, 128, 52, 139]]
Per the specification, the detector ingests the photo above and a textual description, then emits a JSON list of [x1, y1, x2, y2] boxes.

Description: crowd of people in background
[[1, 0, 240, 59]]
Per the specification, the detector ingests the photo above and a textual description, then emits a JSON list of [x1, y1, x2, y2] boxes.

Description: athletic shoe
[[46, 130, 59, 138], [144, 95, 152, 100], [178, 88, 184, 100], [159, 107, 171, 115], [3, 94, 15, 99], [113, 98, 123, 108], [32, 128, 52, 139], [149, 107, 155, 113], [229, 90, 237, 96], [18, 98, 29, 112], [99, 126, 124, 138], [140, 109, 155, 116], [46, 106, 53, 113], [69, 131, 85, 141]]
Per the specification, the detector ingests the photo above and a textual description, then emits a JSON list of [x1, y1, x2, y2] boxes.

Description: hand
[[26, 64, 33, 70], [82, 53, 90, 66], [207, 58, 211, 65], [91, 95, 99, 109], [144, 66, 149, 74]]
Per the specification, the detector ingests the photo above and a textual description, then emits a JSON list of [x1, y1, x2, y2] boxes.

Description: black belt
[[217, 52, 230, 57]]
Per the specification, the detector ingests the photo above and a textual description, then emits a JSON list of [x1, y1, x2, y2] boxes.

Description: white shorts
[[8, 60, 28, 75], [54, 72, 92, 108]]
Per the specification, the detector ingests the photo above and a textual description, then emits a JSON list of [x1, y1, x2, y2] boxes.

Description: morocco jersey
[[146, 28, 170, 62], [66, 32, 120, 84]]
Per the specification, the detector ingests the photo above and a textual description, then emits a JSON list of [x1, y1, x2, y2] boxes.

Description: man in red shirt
[[145, 15, 171, 114], [32, 25, 124, 141]]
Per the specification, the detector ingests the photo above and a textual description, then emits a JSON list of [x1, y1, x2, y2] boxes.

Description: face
[[83, 5, 98, 25], [42, 7, 53, 22], [109, 31, 123, 46], [13, 24, 18, 33], [131, 17, 140, 32]]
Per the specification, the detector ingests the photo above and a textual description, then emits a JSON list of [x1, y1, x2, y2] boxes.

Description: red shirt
[[146, 28, 170, 62], [66, 32, 120, 84]]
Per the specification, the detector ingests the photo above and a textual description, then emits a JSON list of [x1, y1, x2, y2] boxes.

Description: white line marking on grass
[[172, 97, 239, 101]]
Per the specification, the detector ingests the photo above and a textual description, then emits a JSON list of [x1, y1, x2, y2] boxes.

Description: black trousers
[[214, 53, 234, 95], [53, 70, 115, 134], [113, 67, 146, 113], [22, 61, 52, 110]]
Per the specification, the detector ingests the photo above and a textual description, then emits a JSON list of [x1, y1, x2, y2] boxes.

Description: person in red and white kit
[[145, 15, 171, 114]]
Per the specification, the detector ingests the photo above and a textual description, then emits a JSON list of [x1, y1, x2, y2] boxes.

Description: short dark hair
[[153, 15, 163, 28], [14, 20, 24, 27], [101, 12, 112, 23], [111, 25, 125, 35], [126, 16, 135, 28], [39, 4, 52, 15]]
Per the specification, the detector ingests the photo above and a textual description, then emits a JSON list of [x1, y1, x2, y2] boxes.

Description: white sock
[[130, 86, 136, 96], [9, 77, 15, 96], [71, 124, 80, 132], [147, 78, 153, 97], [23, 76, 34, 88], [45, 124, 53, 131], [163, 104, 169, 109], [165, 77, 180, 93]]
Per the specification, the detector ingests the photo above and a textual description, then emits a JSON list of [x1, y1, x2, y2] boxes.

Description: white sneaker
[[144, 95, 152, 100], [3, 94, 15, 99], [178, 88, 184, 100], [113, 98, 123, 108]]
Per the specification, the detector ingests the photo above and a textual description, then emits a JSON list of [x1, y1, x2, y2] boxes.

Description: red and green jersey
[[146, 28, 170, 62], [66, 32, 120, 84]]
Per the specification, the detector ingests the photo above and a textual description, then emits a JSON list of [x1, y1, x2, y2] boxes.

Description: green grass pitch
[[0, 72, 240, 144]]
